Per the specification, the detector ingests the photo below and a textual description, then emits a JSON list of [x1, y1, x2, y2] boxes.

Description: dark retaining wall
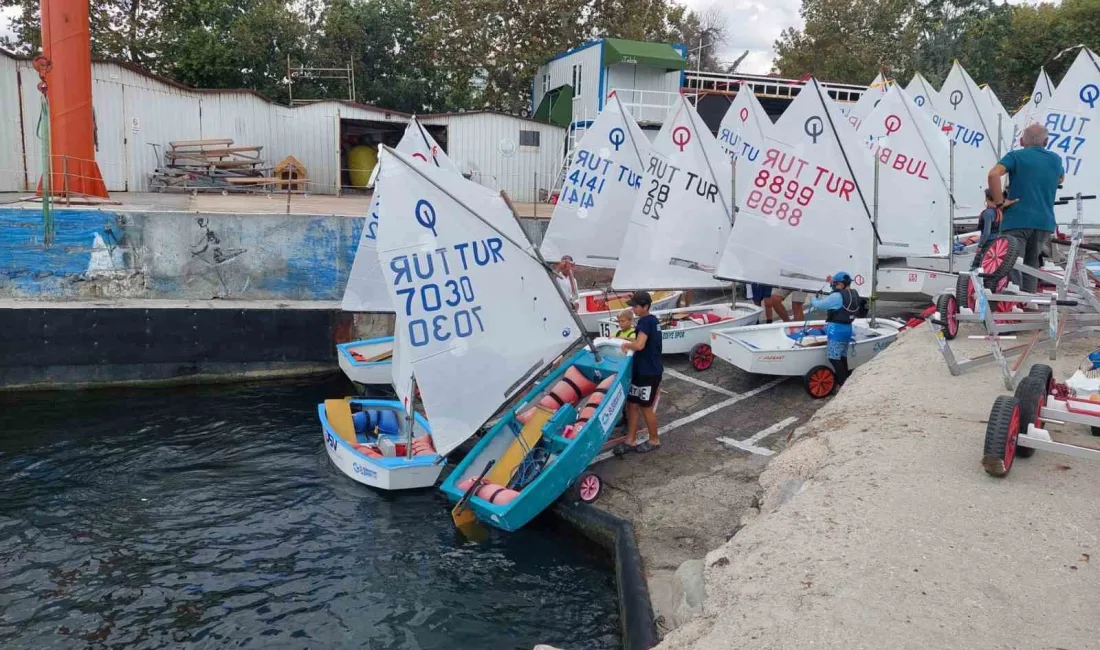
[[551, 501, 658, 650]]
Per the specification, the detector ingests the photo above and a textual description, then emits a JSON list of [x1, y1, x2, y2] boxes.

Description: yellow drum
[[348, 145, 378, 188]]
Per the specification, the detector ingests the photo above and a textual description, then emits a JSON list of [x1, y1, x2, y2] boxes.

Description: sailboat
[[981, 85, 1015, 158], [857, 84, 960, 300], [933, 62, 1005, 215], [844, 73, 891, 131], [540, 93, 681, 333], [709, 78, 902, 397], [1034, 47, 1100, 226], [606, 93, 762, 368], [374, 146, 634, 531], [906, 72, 943, 118], [338, 118, 460, 390], [1010, 68, 1056, 150]]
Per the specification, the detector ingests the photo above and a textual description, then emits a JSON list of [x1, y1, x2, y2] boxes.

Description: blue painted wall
[[0, 207, 364, 300]]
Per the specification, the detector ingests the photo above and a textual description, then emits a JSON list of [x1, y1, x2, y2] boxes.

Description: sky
[[680, 0, 799, 74]]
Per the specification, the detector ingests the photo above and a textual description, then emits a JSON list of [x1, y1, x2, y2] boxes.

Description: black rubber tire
[[937, 293, 959, 340], [979, 235, 1022, 281], [1013, 377, 1043, 459], [955, 273, 973, 311], [1026, 364, 1055, 397], [982, 395, 1021, 477], [804, 365, 836, 399]]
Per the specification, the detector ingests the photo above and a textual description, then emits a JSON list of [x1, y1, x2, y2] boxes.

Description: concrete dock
[[609, 327, 1100, 649]]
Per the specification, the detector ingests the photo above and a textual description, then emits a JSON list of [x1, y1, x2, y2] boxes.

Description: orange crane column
[[39, 0, 109, 199]]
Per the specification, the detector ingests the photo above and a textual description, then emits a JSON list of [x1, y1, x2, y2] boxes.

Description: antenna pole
[[948, 140, 956, 274], [499, 190, 603, 363], [871, 151, 880, 328], [996, 114, 1003, 159]]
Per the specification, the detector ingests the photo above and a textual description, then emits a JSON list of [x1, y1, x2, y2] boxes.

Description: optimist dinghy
[[712, 78, 901, 393], [375, 146, 632, 532], [709, 319, 902, 397], [598, 303, 761, 370], [539, 94, 682, 332], [1010, 68, 1056, 151], [338, 118, 459, 390]]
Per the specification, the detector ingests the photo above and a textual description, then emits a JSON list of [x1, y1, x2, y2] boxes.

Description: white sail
[[375, 148, 581, 456], [342, 119, 460, 312], [612, 94, 734, 290], [1040, 48, 1100, 224], [717, 88, 773, 164], [934, 62, 1003, 213], [844, 73, 890, 131], [540, 94, 650, 268], [906, 73, 942, 115], [858, 84, 952, 257], [716, 78, 875, 293], [1011, 68, 1057, 151], [982, 85, 1014, 158]]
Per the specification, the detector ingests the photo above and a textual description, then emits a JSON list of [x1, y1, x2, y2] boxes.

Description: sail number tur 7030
[[387, 238, 506, 347]]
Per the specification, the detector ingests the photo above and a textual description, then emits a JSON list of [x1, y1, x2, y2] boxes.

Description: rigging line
[[811, 78, 881, 245]]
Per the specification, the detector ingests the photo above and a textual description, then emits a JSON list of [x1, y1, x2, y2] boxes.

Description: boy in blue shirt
[[614, 291, 663, 454], [807, 272, 862, 390]]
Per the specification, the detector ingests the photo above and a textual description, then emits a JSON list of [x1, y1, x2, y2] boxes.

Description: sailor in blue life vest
[[807, 271, 862, 389]]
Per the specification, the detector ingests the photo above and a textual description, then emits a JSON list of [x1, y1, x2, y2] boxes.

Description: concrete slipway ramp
[[657, 328, 1100, 650]]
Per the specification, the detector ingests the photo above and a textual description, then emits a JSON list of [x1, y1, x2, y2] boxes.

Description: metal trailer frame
[[982, 364, 1100, 479], [930, 194, 1100, 388]]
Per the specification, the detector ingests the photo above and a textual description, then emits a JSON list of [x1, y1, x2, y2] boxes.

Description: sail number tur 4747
[[388, 238, 506, 347]]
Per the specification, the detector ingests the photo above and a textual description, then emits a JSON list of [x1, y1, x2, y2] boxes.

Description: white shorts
[[772, 289, 807, 303]]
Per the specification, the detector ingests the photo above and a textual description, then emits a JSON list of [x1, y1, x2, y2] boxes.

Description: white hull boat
[[709, 318, 903, 396], [876, 264, 957, 302], [336, 336, 394, 387], [574, 289, 682, 334], [319, 399, 443, 491], [597, 302, 762, 370]]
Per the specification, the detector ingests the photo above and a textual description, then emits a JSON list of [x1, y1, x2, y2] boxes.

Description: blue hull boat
[[440, 339, 632, 532]]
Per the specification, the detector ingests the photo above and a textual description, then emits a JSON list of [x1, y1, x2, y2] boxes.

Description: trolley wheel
[[955, 273, 976, 312], [689, 343, 714, 371], [1026, 364, 1055, 397], [1013, 377, 1045, 459], [804, 365, 836, 399], [979, 235, 1021, 280], [989, 276, 1018, 313], [936, 293, 959, 340], [981, 395, 1021, 477], [574, 472, 602, 503]]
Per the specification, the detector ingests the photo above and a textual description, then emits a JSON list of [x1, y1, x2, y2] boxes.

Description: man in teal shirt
[[987, 123, 1065, 293]]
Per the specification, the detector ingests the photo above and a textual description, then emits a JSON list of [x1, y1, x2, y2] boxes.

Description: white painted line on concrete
[[717, 415, 799, 457], [589, 378, 786, 465], [664, 368, 739, 397]]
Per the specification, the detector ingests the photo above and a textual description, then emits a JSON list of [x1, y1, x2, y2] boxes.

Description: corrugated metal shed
[[420, 111, 566, 202], [0, 49, 565, 200]]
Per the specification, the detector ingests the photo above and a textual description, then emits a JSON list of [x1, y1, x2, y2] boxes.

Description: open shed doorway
[[338, 118, 448, 194]]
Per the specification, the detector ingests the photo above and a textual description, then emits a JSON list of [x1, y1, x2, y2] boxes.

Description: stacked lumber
[[149, 139, 306, 194]]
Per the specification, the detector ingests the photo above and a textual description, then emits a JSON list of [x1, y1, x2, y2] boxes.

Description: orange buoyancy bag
[[354, 443, 383, 458], [565, 374, 618, 439], [689, 312, 723, 325], [456, 477, 520, 505], [517, 366, 597, 424], [410, 435, 436, 456]]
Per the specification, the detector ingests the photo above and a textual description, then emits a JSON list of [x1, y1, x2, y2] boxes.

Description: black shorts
[[627, 374, 662, 407]]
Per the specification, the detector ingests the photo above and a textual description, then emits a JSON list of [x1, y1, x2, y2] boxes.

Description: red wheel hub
[[579, 475, 600, 501], [981, 238, 1009, 274], [1004, 405, 1020, 472], [691, 344, 713, 370], [808, 369, 834, 397]]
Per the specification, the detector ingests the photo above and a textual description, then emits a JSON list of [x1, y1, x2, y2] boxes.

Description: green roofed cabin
[[531, 38, 686, 133]]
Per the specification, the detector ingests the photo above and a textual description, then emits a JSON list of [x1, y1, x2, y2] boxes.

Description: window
[[571, 64, 582, 97], [519, 130, 540, 148], [543, 74, 550, 93]]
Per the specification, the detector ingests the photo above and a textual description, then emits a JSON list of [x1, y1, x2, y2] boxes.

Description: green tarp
[[534, 84, 574, 127], [602, 38, 685, 71]]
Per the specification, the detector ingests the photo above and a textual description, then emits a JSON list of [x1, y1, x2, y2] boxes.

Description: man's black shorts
[[627, 374, 662, 407]]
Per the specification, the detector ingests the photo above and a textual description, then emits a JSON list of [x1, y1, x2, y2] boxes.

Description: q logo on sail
[[884, 115, 902, 136], [1079, 84, 1099, 109], [672, 126, 692, 152], [739, 107, 749, 122], [914, 95, 926, 107], [608, 127, 625, 151], [804, 116, 824, 144], [415, 199, 438, 237], [948, 90, 963, 110]]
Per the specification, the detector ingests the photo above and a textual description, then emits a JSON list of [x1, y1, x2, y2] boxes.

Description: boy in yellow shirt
[[613, 308, 636, 340]]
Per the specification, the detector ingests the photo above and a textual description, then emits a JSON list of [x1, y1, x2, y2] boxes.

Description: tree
[[1, 0, 160, 63]]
